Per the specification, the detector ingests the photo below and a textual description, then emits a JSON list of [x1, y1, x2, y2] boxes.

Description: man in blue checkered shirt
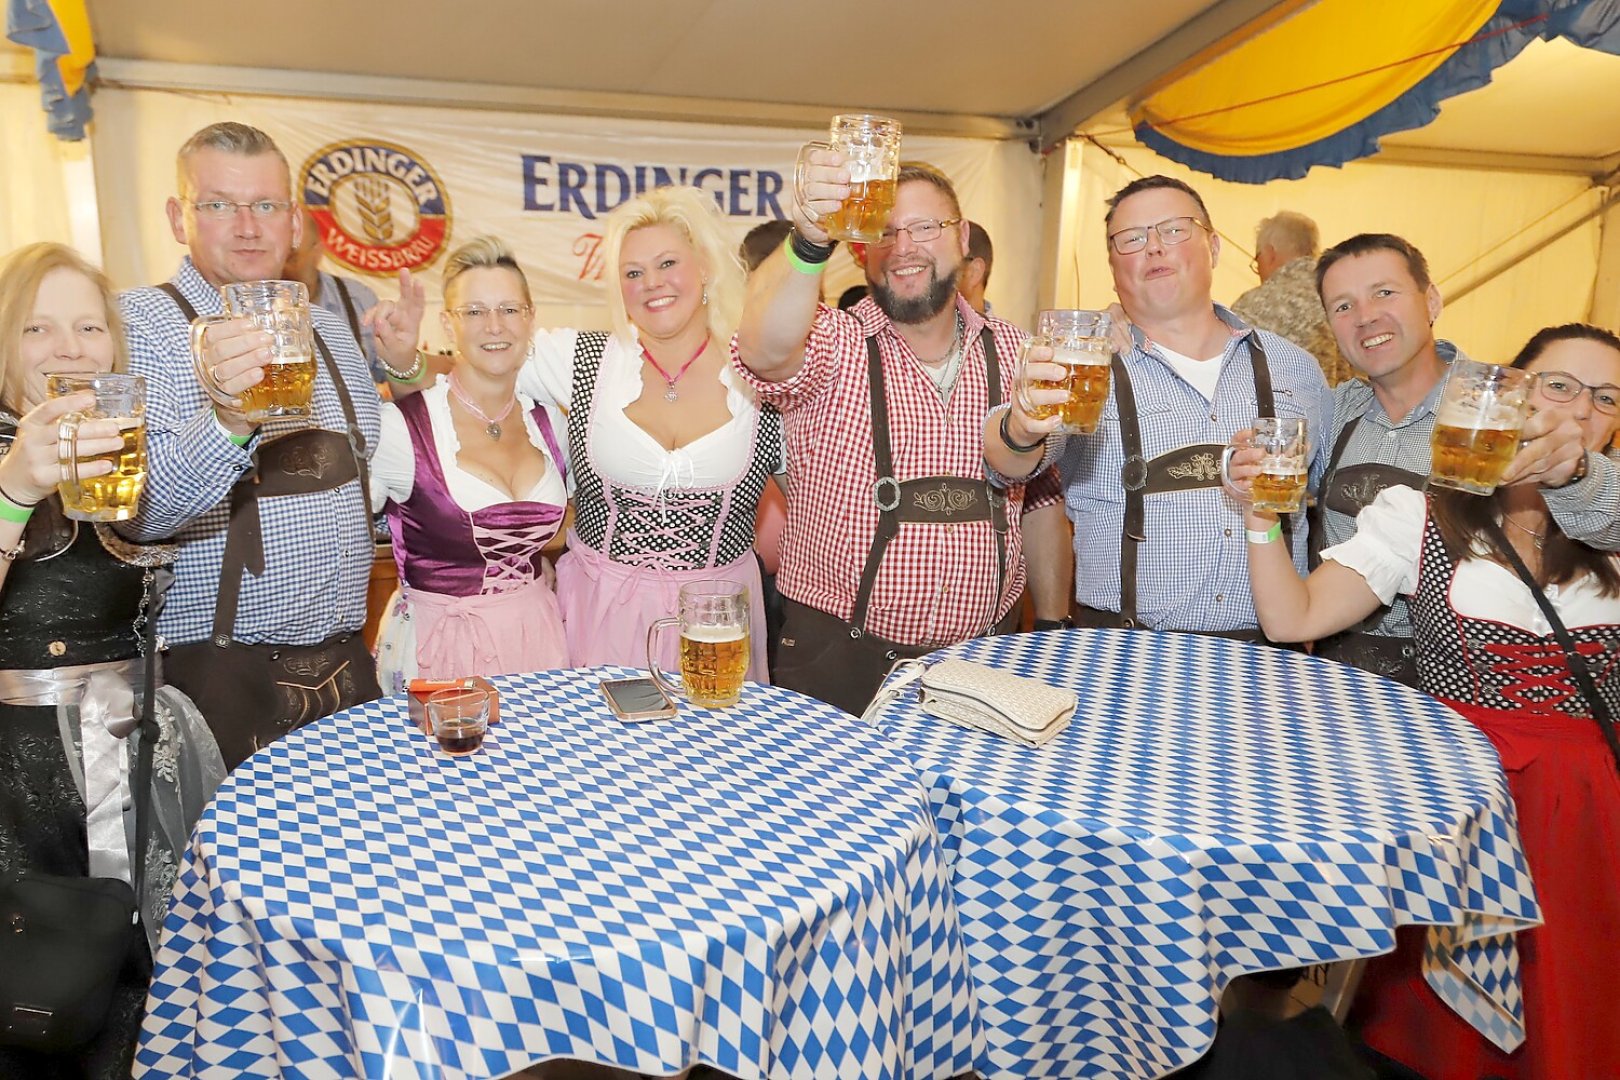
[[987, 175, 1332, 639], [117, 122, 424, 767]]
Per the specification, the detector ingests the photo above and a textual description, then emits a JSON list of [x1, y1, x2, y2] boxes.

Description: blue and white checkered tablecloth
[[869, 629, 1541, 1080], [135, 667, 981, 1080]]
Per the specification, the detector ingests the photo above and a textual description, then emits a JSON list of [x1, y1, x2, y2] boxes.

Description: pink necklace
[[448, 374, 517, 440], [641, 337, 709, 402]]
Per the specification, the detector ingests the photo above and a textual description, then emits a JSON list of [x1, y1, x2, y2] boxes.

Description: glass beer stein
[[46, 373, 147, 522], [1016, 309, 1113, 435], [1430, 357, 1532, 495], [795, 114, 903, 244], [190, 279, 317, 422], [648, 580, 751, 709], [1221, 417, 1309, 514]]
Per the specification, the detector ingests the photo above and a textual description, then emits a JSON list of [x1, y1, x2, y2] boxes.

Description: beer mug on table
[[1016, 309, 1113, 435], [647, 580, 750, 709], [45, 373, 146, 522], [189, 279, 316, 421], [1430, 357, 1532, 495], [795, 114, 902, 244], [1221, 417, 1309, 514]]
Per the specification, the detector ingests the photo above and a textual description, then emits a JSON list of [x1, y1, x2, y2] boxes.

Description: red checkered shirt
[[733, 295, 1059, 646]]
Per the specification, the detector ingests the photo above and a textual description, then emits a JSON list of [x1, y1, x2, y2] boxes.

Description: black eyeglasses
[[872, 218, 961, 248], [1537, 371, 1620, 414], [1107, 216, 1210, 256]]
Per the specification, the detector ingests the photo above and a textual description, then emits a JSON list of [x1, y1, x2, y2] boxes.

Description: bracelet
[[378, 349, 428, 383], [1246, 521, 1283, 544], [784, 230, 834, 274], [0, 481, 38, 524], [999, 409, 1046, 454], [1546, 450, 1590, 489]]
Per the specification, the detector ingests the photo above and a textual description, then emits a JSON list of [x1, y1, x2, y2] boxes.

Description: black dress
[[0, 501, 150, 1080]]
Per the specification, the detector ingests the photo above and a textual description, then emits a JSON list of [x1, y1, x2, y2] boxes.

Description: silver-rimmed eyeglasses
[[872, 218, 961, 249], [1108, 216, 1211, 256], [1537, 371, 1620, 414], [189, 199, 294, 219], [447, 303, 534, 323]]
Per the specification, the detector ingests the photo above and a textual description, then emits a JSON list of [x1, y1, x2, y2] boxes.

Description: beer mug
[[190, 279, 317, 421], [1016, 309, 1113, 435], [46, 373, 147, 522], [795, 114, 902, 244], [1430, 357, 1532, 495], [1221, 417, 1309, 513], [647, 580, 751, 709]]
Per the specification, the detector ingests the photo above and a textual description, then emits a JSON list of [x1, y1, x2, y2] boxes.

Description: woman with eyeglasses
[[369, 237, 570, 690], [1237, 323, 1620, 1079], [517, 186, 779, 679]]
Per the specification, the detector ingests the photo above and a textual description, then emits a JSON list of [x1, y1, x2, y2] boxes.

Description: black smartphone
[[599, 677, 678, 721]]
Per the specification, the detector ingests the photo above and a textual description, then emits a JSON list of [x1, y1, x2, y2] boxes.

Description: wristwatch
[[1032, 617, 1076, 632]]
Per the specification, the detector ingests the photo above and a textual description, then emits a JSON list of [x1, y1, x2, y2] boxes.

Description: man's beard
[[870, 261, 960, 325]]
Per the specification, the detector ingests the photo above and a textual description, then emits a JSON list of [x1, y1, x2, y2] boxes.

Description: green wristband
[[0, 489, 36, 524], [783, 236, 828, 276], [1245, 521, 1283, 545]]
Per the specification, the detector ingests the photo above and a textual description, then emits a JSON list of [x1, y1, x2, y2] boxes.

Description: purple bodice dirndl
[[384, 392, 568, 597]]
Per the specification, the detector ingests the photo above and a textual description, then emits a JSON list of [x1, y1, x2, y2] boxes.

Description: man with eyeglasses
[[1232, 211, 1352, 387], [1305, 232, 1620, 684], [734, 160, 1063, 714], [987, 174, 1332, 641], [117, 121, 425, 768]]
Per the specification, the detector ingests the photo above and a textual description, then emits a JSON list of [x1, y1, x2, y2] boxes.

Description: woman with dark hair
[[1240, 323, 1620, 1078]]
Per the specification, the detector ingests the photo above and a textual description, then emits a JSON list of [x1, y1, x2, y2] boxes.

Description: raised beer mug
[[795, 114, 902, 244], [46, 372, 147, 522], [1430, 357, 1532, 495], [190, 279, 317, 422], [1016, 309, 1113, 435], [1221, 416, 1309, 514], [647, 580, 751, 709]]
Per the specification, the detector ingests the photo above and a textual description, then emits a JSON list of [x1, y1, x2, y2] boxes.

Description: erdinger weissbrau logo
[[299, 140, 451, 274]]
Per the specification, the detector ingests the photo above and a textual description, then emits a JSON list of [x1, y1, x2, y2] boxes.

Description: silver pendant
[[486, 422, 502, 441], [664, 386, 678, 403]]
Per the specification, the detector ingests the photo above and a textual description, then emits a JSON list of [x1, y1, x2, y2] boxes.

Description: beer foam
[[1259, 456, 1305, 475], [1436, 399, 1523, 428], [684, 623, 747, 643]]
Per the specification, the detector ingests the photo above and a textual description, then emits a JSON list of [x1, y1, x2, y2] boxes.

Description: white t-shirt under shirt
[[1153, 343, 1225, 401], [1321, 484, 1620, 633]]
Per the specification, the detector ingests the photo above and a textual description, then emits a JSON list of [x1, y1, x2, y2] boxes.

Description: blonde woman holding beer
[[369, 237, 570, 691], [0, 243, 223, 1077], [1237, 324, 1620, 1080], [517, 186, 780, 681]]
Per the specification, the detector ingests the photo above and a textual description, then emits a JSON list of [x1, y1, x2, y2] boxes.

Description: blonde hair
[[176, 122, 288, 197], [0, 243, 126, 414], [441, 235, 531, 305], [602, 186, 744, 346]]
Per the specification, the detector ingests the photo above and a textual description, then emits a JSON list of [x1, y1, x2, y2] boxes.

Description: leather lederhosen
[[1310, 414, 1428, 687], [774, 328, 1017, 715], [1078, 336, 1287, 641], [155, 284, 380, 768]]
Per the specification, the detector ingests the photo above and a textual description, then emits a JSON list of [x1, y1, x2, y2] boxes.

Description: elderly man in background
[[1233, 210, 1352, 387]]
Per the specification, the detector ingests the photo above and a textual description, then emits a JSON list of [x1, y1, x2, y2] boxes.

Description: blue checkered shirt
[[118, 258, 381, 646], [1056, 306, 1332, 632]]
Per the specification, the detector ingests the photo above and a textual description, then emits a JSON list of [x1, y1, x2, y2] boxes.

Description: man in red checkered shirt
[[733, 159, 1061, 714]]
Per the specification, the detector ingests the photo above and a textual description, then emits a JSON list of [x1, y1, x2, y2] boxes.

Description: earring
[[702, 285, 710, 306]]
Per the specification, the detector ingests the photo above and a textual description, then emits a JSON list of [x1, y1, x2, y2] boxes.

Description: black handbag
[[0, 597, 158, 1052]]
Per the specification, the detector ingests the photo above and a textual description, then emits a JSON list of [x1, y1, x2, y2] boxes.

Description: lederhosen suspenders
[[332, 277, 368, 363], [1309, 414, 1428, 565], [848, 327, 1009, 641], [1112, 335, 1285, 628], [157, 284, 372, 646]]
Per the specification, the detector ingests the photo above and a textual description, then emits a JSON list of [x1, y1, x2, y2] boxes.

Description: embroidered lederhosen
[[775, 327, 1016, 716], [156, 284, 380, 769], [1087, 336, 1284, 636], [1310, 414, 1429, 686]]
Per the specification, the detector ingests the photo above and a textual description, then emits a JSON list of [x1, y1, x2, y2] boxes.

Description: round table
[[136, 667, 980, 1080], [870, 628, 1541, 1080]]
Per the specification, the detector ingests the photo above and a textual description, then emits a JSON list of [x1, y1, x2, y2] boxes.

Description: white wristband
[[1246, 522, 1282, 544]]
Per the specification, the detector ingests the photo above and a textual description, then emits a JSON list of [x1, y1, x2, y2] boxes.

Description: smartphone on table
[[599, 677, 678, 722]]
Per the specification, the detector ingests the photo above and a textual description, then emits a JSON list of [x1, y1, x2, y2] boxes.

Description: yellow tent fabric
[[1130, 0, 1499, 157], [45, 0, 96, 98]]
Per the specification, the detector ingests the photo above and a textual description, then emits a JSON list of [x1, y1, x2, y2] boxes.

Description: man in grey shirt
[[1314, 232, 1619, 684]]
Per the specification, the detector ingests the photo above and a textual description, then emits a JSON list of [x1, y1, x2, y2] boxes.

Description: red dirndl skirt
[[1352, 700, 1620, 1079]]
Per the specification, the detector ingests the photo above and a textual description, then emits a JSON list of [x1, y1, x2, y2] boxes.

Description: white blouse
[[1321, 484, 1620, 633], [369, 377, 568, 512], [518, 328, 784, 495]]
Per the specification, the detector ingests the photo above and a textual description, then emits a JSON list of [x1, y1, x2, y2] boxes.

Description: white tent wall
[[1056, 139, 1604, 364], [87, 83, 1044, 349], [0, 81, 99, 258]]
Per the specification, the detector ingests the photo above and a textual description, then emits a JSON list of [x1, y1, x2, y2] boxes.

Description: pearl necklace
[[447, 374, 517, 441]]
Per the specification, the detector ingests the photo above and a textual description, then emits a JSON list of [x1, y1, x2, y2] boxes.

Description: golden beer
[[823, 178, 896, 245], [238, 354, 317, 418], [1430, 423, 1519, 495], [1251, 465, 1307, 514], [60, 418, 145, 522], [679, 625, 749, 708], [1028, 345, 1111, 433]]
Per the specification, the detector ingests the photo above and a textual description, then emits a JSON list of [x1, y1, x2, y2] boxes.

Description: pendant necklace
[[448, 374, 517, 441], [1501, 514, 1547, 550], [642, 337, 710, 402]]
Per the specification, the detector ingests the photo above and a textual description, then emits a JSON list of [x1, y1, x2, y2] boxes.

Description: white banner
[[91, 88, 1044, 345]]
